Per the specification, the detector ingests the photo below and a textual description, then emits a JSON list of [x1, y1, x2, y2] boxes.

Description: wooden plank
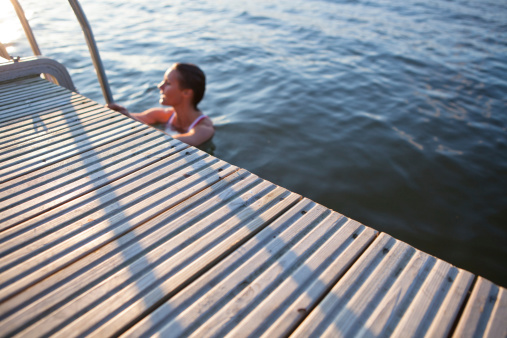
[[0, 99, 107, 139], [0, 76, 44, 94], [0, 77, 70, 100], [0, 82, 83, 110], [0, 80, 55, 102], [0, 82, 67, 104], [291, 233, 475, 338], [354, 255, 474, 338], [391, 261, 472, 337], [193, 217, 377, 338], [0, 117, 143, 183], [129, 199, 339, 337], [188, 212, 363, 338], [55, 185, 299, 338], [0, 74, 49, 87], [324, 240, 419, 338], [0, 95, 90, 126], [0, 74, 43, 85], [0, 99, 96, 138], [291, 233, 404, 337], [0, 105, 115, 150], [0, 133, 186, 231], [123, 201, 375, 338], [1, 158, 237, 310], [252, 223, 376, 338], [484, 287, 507, 338], [0, 107, 124, 160], [0, 104, 119, 152], [453, 277, 507, 338], [425, 269, 475, 337], [121, 198, 323, 337], [355, 250, 435, 337], [0, 150, 233, 301], [2, 171, 299, 337], [0, 92, 86, 122], [0, 86, 75, 111], [0, 145, 205, 248], [0, 170, 254, 334], [1, 154, 234, 299], [0, 94, 89, 123], [0, 122, 152, 195]]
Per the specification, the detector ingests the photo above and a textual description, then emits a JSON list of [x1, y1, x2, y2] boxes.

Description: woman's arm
[[107, 103, 213, 146], [107, 103, 173, 125], [107, 103, 130, 116], [131, 107, 173, 125]]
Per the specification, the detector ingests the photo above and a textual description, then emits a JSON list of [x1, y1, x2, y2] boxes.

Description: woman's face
[[158, 68, 184, 106]]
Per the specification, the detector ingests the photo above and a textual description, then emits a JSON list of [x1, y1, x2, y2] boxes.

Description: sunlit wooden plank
[[0, 151, 235, 303], [453, 277, 507, 338], [0, 169, 253, 336]]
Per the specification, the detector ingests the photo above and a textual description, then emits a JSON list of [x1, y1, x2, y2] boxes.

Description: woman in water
[[107, 63, 214, 147]]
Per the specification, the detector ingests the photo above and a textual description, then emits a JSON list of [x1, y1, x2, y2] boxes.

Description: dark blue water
[[3, 0, 507, 286]]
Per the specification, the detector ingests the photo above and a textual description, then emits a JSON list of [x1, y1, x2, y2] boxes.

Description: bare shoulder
[[172, 115, 214, 147], [201, 115, 214, 128], [195, 116, 214, 138]]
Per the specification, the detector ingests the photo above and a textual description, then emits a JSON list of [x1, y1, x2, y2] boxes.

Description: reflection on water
[[6, 0, 507, 286]]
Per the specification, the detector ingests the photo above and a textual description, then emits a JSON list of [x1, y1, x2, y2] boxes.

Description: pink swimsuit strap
[[168, 111, 175, 125], [187, 115, 208, 131], [168, 113, 208, 132]]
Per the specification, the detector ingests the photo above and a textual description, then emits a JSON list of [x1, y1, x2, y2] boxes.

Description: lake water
[[2, 0, 506, 286]]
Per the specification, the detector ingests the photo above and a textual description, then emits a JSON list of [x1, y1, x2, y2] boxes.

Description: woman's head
[[171, 63, 206, 109]]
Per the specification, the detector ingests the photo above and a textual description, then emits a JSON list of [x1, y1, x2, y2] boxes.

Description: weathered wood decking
[[0, 76, 505, 337]]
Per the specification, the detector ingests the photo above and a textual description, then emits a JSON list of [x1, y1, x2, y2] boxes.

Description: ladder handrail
[[68, 0, 113, 104], [9, 0, 42, 56], [0, 43, 10, 59]]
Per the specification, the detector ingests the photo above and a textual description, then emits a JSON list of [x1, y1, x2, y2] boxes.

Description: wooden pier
[[1, 74, 506, 337]]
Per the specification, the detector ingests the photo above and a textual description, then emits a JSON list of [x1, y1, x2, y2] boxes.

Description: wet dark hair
[[173, 63, 206, 109]]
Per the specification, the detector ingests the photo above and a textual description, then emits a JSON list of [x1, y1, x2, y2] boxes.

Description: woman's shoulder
[[201, 114, 213, 124], [194, 115, 214, 130]]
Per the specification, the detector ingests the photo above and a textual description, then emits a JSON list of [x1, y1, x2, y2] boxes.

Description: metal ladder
[[1, 0, 114, 104]]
